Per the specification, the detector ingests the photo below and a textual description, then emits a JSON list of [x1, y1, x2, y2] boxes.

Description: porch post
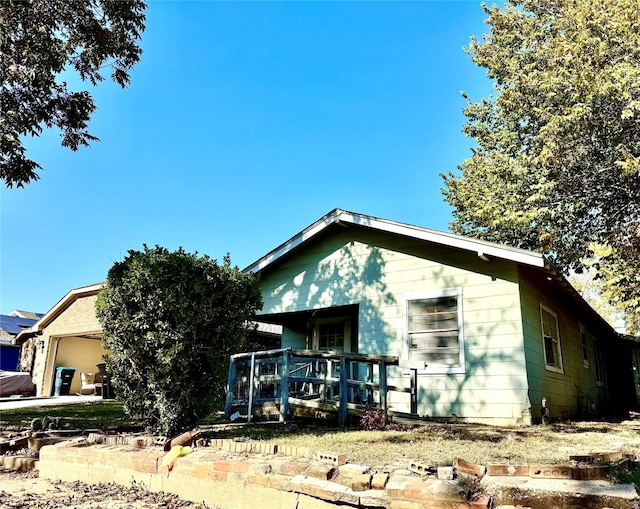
[[280, 349, 290, 422], [247, 352, 256, 423], [339, 356, 348, 424], [224, 356, 237, 418], [378, 360, 387, 414]]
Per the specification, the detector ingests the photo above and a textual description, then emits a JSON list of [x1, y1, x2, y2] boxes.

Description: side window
[[580, 323, 589, 368], [540, 305, 563, 373], [593, 339, 606, 386], [406, 289, 465, 374]]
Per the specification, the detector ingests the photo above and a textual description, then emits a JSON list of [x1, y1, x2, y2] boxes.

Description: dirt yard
[[0, 468, 217, 509]]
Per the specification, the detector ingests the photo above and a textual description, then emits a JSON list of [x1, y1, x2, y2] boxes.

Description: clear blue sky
[[1, 1, 492, 316]]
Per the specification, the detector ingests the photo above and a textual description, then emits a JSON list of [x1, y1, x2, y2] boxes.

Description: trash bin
[[54, 367, 76, 396], [96, 363, 115, 400]]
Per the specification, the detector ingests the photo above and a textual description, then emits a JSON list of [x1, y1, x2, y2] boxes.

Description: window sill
[[545, 365, 564, 374]]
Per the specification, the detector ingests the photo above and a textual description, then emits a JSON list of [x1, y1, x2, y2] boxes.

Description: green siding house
[[246, 209, 639, 425]]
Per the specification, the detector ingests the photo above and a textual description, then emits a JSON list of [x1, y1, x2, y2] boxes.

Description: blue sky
[[1, 1, 492, 316]]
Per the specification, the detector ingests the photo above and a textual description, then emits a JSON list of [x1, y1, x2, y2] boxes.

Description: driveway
[[0, 394, 103, 410]]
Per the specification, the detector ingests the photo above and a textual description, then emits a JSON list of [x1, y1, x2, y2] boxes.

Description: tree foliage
[[1, 0, 146, 187], [442, 0, 640, 332], [96, 246, 263, 435]]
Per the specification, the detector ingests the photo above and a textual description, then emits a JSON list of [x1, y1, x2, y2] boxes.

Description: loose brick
[[528, 464, 572, 479], [358, 489, 388, 507], [453, 458, 486, 477], [278, 461, 308, 476], [304, 462, 338, 481], [372, 473, 388, 490], [343, 473, 371, 491], [385, 480, 409, 498], [486, 464, 529, 477]]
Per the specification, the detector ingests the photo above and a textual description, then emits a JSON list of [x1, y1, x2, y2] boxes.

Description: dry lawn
[[208, 419, 640, 468]]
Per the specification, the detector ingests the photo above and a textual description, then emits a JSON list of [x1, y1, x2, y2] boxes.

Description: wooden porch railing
[[224, 348, 421, 424]]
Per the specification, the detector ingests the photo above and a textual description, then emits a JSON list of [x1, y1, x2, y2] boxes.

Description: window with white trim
[[406, 289, 465, 374], [540, 305, 563, 373]]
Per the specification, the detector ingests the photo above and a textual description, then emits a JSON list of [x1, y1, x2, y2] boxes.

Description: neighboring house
[[245, 209, 640, 424], [15, 284, 282, 398], [15, 284, 105, 396], [0, 310, 43, 371]]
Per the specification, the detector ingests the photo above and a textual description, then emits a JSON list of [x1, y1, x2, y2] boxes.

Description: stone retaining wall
[[38, 440, 489, 509]]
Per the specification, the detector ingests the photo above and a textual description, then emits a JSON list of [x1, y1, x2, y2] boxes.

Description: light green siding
[[258, 228, 531, 423], [518, 269, 608, 420]]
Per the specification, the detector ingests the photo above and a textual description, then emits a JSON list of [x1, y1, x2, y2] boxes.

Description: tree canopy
[[1, 0, 146, 187], [442, 0, 640, 332], [96, 246, 263, 435]]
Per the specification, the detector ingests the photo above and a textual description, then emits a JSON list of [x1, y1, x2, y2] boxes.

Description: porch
[[224, 348, 425, 424]]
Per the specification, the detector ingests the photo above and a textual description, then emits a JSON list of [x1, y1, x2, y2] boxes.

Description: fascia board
[[245, 209, 546, 274], [31, 282, 105, 333], [338, 211, 546, 268]]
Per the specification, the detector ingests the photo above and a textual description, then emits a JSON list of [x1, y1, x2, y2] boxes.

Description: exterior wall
[[519, 269, 609, 421], [31, 294, 105, 396], [258, 228, 530, 423]]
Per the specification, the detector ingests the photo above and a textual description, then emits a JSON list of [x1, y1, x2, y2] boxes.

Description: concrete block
[[528, 464, 572, 479], [409, 460, 435, 476], [315, 451, 347, 466]]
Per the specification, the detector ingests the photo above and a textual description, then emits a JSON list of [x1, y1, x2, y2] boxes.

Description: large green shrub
[[96, 245, 262, 435]]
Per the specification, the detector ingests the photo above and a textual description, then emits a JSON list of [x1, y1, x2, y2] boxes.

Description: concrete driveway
[[0, 394, 104, 410]]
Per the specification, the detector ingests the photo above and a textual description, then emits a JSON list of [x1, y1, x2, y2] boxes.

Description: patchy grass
[[204, 419, 640, 468], [0, 401, 140, 432], [3, 401, 640, 472]]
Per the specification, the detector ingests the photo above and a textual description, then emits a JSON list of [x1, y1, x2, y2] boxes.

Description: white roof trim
[[16, 282, 105, 339], [245, 208, 547, 273]]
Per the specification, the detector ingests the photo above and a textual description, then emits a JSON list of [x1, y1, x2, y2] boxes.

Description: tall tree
[[1, 0, 146, 187], [96, 246, 263, 435], [442, 0, 640, 332]]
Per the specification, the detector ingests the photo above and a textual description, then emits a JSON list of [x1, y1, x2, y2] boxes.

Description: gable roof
[[14, 283, 104, 344], [9, 310, 44, 320], [245, 208, 548, 274]]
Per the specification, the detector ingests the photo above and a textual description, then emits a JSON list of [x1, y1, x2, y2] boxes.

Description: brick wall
[[38, 441, 489, 509]]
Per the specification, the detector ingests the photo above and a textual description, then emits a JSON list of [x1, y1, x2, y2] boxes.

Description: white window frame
[[540, 305, 564, 374], [404, 288, 465, 375]]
